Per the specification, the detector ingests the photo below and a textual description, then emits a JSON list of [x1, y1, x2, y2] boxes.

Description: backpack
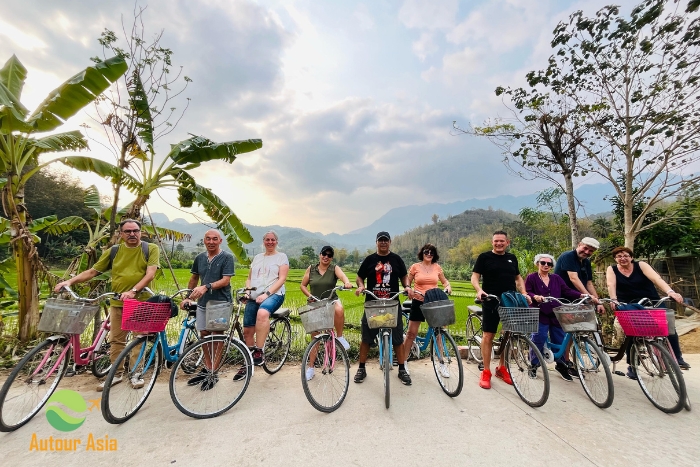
[[423, 288, 449, 304], [500, 290, 529, 308], [146, 294, 179, 318], [108, 242, 150, 270]]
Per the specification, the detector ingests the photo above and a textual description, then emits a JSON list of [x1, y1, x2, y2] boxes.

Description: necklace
[[421, 262, 433, 275], [538, 273, 550, 285]]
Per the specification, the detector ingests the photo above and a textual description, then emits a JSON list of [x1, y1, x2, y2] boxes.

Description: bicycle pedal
[[614, 370, 625, 376]]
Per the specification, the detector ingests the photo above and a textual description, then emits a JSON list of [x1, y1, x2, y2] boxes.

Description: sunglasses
[[423, 250, 434, 256], [122, 229, 141, 234], [321, 252, 333, 258], [539, 261, 553, 267]]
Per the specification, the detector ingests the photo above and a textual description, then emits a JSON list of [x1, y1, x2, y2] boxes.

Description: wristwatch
[[130, 288, 139, 293], [206, 283, 213, 292]]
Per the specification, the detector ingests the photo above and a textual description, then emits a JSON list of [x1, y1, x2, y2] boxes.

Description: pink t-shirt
[[409, 263, 443, 296]]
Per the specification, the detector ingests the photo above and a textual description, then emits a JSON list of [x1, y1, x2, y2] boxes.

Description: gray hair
[[261, 230, 280, 251], [533, 253, 556, 268], [204, 229, 224, 240]]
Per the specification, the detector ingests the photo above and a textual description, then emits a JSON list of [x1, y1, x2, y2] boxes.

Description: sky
[[1, 0, 642, 235]]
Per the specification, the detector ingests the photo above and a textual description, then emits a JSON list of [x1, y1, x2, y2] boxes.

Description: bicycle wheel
[[570, 334, 614, 409], [383, 333, 391, 409], [0, 337, 70, 432], [504, 334, 549, 408], [263, 318, 291, 375], [91, 333, 111, 378], [170, 336, 252, 419], [101, 335, 161, 424], [301, 334, 350, 413], [631, 340, 686, 414], [465, 315, 483, 363], [429, 331, 463, 397], [178, 327, 202, 374]]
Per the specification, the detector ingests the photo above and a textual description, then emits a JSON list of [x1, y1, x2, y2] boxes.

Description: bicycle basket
[[364, 299, 399, 329], [615, 309, 668, 337], [666, 310, 676, 335], [38, 298, 100, 335], [204, 301, 233, 331], [497, 306, 539, 334], [420, 300, 455, 328], [298, 299, 334, 334], [121, 299, 172, 333], [552, 305, 597, 333]]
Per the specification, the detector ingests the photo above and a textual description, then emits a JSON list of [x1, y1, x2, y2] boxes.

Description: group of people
[[55, 221, 691, 394]]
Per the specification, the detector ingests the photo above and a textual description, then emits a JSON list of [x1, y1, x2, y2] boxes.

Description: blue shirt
[[554, 249, 592, 291]]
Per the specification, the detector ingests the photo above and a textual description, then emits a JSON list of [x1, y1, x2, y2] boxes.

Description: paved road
[[2, 355, 699, 467]]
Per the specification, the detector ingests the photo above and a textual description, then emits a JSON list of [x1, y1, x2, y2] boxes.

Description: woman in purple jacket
[[526, 253, 585, 382]]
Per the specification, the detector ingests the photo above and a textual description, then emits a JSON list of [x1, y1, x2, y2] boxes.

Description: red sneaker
[[479, 369, 492, 389], [495, 365, 513, 385]]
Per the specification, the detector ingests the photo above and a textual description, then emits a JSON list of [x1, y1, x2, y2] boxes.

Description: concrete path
[[2, 355, 699, 467]]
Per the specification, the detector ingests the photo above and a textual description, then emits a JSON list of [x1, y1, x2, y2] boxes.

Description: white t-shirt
[[249, 252, 289, 295]]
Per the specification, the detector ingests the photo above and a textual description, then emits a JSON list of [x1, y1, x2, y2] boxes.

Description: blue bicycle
[[101, 288, 196, 424]]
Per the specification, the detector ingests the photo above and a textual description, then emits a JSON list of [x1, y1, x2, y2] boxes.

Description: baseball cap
[[320, 245, 334, 256], [580, 237, 600, 249], [376, 231, 391, 241]]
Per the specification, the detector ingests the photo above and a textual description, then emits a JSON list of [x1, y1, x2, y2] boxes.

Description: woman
[[242, 230, 289, 368], [300, 246, 353, 381], [606, 246, 689, 374], [525, 253, 583, 382], [403, 244, 451, 375]]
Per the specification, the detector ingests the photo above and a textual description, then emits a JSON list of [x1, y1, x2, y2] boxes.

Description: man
[[54, 219, 160, 391], [354, 232, 412, 385], [554, 237, 604, 379], [181, 229, 234, 391], [471, 230, 531, 390]]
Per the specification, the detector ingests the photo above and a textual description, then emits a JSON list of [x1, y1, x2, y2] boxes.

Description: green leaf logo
[[45, 389, 87, 432]]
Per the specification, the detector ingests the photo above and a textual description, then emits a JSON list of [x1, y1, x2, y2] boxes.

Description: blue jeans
[[530, 322, 566, 367], [243, 293, 285, 327]]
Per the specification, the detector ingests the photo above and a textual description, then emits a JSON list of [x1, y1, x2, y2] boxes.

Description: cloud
[[354, 4, 375, 30], [399, 0, 459, 30], [412, 32, 438, 61]]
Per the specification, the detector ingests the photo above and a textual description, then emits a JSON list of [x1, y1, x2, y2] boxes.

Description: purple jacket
[[525, 272, 582, 326]]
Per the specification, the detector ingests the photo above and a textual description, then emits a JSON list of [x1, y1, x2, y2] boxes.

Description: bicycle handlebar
[[600, 296, 673, 308], [540, 296, 592, 306], [308, 285, 353, 302], [361, 289, 407, 301], [58, 285, 117, 302], [474, 294, 499, 305]]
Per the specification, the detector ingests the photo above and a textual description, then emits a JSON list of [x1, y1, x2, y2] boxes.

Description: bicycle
[[476, 294, 550, 407], [464, 303, 501, 371], [537, 296, 614, 409], [0, 286, 115, 432], [100, 287, 195, 424], [401, 291, 463, 397], [169, 287, 254, 419], [299, 286, 351, 413], [600, 297, 689, 414]]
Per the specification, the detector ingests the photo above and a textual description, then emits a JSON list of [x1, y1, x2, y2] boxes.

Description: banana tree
[[0, 54, 127, 341], [60, 135, 261, 261]]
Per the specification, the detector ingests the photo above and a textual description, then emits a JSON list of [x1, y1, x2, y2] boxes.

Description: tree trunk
[[623, 189, 636, 249], [563, 172, 579, 248], [14, 222, 40, 342]]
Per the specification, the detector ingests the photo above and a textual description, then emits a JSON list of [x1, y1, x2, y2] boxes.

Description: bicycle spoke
[[301, 335, 349, 413]]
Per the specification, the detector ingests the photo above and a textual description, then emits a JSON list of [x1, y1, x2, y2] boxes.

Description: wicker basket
[[204, 301, 233, 331], [299, 299, 334, 334], [121, 299, 172, 333], [364, 299, 399, 329], [615, 309, 668, 337], [553, 305, 597, 333], [497, 306, 539, 334], [38, 298, 100, 335], [420, 300, 455, 327]]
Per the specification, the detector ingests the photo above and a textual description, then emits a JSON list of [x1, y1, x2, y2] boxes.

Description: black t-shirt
[[472, 251, 520, 296], [357, 252, 407, 301]]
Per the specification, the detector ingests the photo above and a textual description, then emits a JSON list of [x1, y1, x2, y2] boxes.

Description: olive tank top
[[308, 264, 340, 300]]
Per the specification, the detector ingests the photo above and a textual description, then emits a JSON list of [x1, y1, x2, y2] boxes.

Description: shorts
[[360, 304, 404, 346], [408, 299, 425, 322], [482, 299, 501, 334], [243, 293, 285, 327]]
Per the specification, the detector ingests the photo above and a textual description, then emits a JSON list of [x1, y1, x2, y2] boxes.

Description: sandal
[[354, 367, 367, 383]]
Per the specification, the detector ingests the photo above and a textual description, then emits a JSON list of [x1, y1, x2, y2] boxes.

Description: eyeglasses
[[615, 254, 631, 259], [321, 252, 333, 258], [121, 229, 141, 234], [377, 239, 390, 243], [539, 261, 553, 267], [423, 250, 434, 256]]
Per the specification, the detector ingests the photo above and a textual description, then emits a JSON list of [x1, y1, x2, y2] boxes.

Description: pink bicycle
[[0, 286, 115, 432]]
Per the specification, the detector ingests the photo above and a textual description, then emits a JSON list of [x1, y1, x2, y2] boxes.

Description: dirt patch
[[680, 327, 700, 354]]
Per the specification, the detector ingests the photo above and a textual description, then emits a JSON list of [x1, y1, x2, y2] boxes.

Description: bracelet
[[666, 289, 674, 295]]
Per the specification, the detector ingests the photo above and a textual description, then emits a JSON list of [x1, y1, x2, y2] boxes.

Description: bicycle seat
[[272, 308, 291, 318], [468, 305, 483, 316]]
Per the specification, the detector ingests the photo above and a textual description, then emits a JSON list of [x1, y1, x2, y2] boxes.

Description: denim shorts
[[243, 293, 285, 327]]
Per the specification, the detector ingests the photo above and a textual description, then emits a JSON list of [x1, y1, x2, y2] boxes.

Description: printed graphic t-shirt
[[472, 251, 520, 297], [357, 252, 407, 301], [249, 252, 289, 295]]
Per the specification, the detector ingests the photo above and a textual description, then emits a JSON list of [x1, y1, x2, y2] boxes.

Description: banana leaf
[[58, 156, 142, 192], [168, 135, 262, 168], [0, 55, 27, 101]]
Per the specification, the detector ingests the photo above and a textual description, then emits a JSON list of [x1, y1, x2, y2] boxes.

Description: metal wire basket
[[299, 299, 334, 334], [204, 301, 233, 331], [420, 300, 456, 328], [38, 298, 100, 335], [497, 306, 539, 334], [553, 305, 597, 333], [121, 299, 172, 333], [615, 309, 668, 337], [364, 299, 399, 329]]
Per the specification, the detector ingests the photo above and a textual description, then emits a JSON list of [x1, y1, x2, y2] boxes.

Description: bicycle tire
[[263, 318, 291, 375], [101, 335, 162, 424], [570, 334, 614, 409], [91, 332, 111, 378], [0, 337, 70, 432], [631, 340, 686, 414], [169, 336, 252, 419], [179, 327, 202, 374], [301, 334, 350, 413], [465, 314, 483, 363], [429, 330, 463, 397], [505, 334, 549, 408], [383, 332, 391, 409]]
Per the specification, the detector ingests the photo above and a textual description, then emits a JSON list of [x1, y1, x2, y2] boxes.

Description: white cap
[[580, 237, 600, 249]]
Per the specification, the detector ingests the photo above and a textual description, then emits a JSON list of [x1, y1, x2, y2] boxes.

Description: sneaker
[[305, 367, 315, 381], [354, 367, 367, 383], [187, 369, 209, 386], [678, 359, 691, 370], [566, 361, 580, 379], [337, 336, 350, 351], [528, 364, 539, 379], [97, 375, 122, 392], [404, 361, 410, 375], [555, 363, 573, 382], [439, 363, 450, 378], [495, 365, 513, 385], [232, 366, 247, 381], [200, 374, 219, 391], [626, 365, 638, 380], [130, 373, 145, 389], [398, 369, 412, 385], [252, 348, 264, 366], [479, 369, 492, 389]]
